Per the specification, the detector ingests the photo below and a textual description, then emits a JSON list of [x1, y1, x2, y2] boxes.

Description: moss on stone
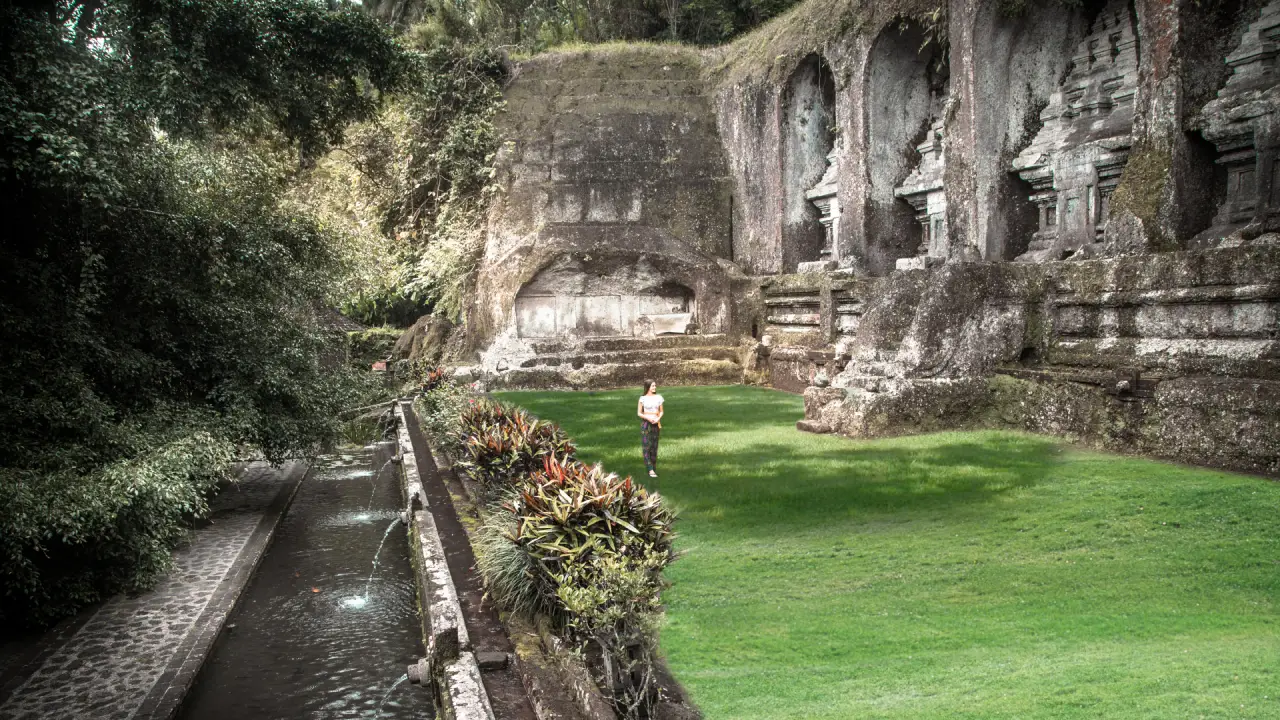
[[1110, 143, 1172, 233], [707, 0, 941, 88]]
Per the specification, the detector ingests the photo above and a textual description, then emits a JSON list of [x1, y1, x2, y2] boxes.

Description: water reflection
[[180, 444, 432, 719]]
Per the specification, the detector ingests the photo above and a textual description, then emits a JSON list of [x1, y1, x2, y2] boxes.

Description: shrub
[[0, 432, 235, 628], [415, 383, 474, 455], [486, 456, 676, 718], [347, 327, 403, 368], [419, 366, 450, 393], [453, 403, 577, 501], [500, 457, 675, 610]]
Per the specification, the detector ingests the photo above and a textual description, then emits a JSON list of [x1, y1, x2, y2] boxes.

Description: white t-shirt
[[639, 394, 664, 418]]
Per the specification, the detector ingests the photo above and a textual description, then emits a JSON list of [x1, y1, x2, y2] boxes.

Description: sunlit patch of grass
[[497, 386, 1280, 719]]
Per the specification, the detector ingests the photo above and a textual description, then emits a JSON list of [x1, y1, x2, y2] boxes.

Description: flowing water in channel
[[180, 442, 433, 719]]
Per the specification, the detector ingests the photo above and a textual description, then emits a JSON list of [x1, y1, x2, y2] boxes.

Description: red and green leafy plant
[[452, 402, 577, 500], [479, 456, 676, 717], [418, 366, 449, 393]]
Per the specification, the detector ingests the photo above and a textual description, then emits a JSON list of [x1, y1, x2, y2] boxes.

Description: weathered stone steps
[[528, 333, 733, 354], [519, 345, 740, 369], [492, 357, 742, 390]]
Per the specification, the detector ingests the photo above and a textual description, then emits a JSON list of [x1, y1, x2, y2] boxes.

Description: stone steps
[[528, 333, 733, 354], [519, 345, 740, 369], [491, 357, 742, 391]]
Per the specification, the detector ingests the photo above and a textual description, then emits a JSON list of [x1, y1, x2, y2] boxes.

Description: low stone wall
[[394, 403, 496, 720], [801, 245, 1280, 475], [411, 417, 617, 720]]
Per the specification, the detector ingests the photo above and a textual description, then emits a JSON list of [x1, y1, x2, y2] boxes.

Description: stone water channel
[[179, 441, 434, 719]]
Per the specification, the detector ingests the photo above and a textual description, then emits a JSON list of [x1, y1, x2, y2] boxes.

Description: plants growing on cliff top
[[297, 38, 507, 327]]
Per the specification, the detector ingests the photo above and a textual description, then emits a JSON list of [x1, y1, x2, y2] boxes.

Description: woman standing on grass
[[637, 379, 663, 478]]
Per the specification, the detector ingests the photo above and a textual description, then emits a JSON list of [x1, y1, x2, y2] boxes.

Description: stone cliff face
[[471, 46, 741, 387], [468, 0, 1280, 473]]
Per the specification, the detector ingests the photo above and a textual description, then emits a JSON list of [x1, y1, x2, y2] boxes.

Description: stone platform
[[0, 461, 305, 720]]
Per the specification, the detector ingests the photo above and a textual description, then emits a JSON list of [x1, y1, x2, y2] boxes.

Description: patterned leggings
[[641, 420, 660, 472]]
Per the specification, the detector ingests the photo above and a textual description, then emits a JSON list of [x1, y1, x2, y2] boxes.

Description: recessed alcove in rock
[[782, 54, 837, 271], [864, 20, 946, 274], [514, 254, 699, 338]]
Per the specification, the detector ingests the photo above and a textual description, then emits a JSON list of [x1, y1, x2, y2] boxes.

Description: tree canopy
[[0, 0, 410, 626]]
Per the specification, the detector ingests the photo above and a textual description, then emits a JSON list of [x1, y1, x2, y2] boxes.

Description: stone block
[[795, 419, 832, 434], [894, 256, 929, 271], [439, 652, 496, 720], [413, 510, 469, 673], [475, 651, 510, 670], [797, 260, 838, 273]]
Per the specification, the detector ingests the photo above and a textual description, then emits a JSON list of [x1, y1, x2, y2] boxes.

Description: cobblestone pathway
[[0, 462, 304, 720]]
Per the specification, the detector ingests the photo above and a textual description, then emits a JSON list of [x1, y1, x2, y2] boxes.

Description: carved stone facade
[[1194, 0, 1280, 246], [893, 90, 948, 272], [458, 0, 1280, 473], [1011, 0, 1139, 261], [799, 147, 840, 272]]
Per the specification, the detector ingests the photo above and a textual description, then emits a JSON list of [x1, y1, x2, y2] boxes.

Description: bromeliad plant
[[507, 456, 675, 582], [452, 402, 577, 501], [492, 455, 676, 718], [422, 388, 678, 719]]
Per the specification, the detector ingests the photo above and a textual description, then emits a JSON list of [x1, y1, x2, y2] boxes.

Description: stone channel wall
[[395, 403, 497, 720]]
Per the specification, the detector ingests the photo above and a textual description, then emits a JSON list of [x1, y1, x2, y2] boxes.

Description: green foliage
[[0, 431, 235, 626], [415, 383, 476, 454], [297, 41, 506, 324], [389, 0, 806, 49], [453, 402, 578, 500], [348, 326, 404, 368], [419, 366, 451, 392], [0, 0, 411, 627], [114, 0, 413, 157], [416, 385, 677, 718], [499, 455, 674, 717], [506, 457, 674, 585]]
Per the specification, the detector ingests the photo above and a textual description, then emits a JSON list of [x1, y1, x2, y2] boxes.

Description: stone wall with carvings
[[459, 0, 1280, 471], [799, 245, 1280, 474]]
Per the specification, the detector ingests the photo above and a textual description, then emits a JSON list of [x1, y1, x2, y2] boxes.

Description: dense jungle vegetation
[[0, 0, 804, 630]]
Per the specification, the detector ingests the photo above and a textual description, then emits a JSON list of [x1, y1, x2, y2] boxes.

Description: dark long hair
[[642, 379, 656, 395]]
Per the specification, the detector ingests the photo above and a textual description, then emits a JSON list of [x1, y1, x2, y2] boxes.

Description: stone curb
[[133, 461, 307, 720], [441, 651, 498, 720], [395, 401, 494, 720], [397, 401, 427, 512], [414, 509, 470, 671], [413, 422, 611, 720]]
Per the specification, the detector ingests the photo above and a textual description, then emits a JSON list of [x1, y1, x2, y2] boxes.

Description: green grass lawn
[[495, 385, 1280, 720]]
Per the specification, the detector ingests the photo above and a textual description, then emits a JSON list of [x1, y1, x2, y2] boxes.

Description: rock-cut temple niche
[[783, 54, 838, 272], [514, 255, 696, 339], [893, 65, 950, 271], [866, 20, 947, 275], [1011, 0, 1138, 261], [1193, 0, 1280, 246]]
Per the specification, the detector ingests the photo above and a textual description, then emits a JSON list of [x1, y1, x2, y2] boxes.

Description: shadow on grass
[[659, 437, 1062, 534], [498, 388, 1063, 535]]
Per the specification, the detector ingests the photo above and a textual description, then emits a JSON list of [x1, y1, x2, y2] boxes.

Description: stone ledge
[[441, 652, 498, 720], [396, 402, 427, 511], [413, 509, 470, 675]]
